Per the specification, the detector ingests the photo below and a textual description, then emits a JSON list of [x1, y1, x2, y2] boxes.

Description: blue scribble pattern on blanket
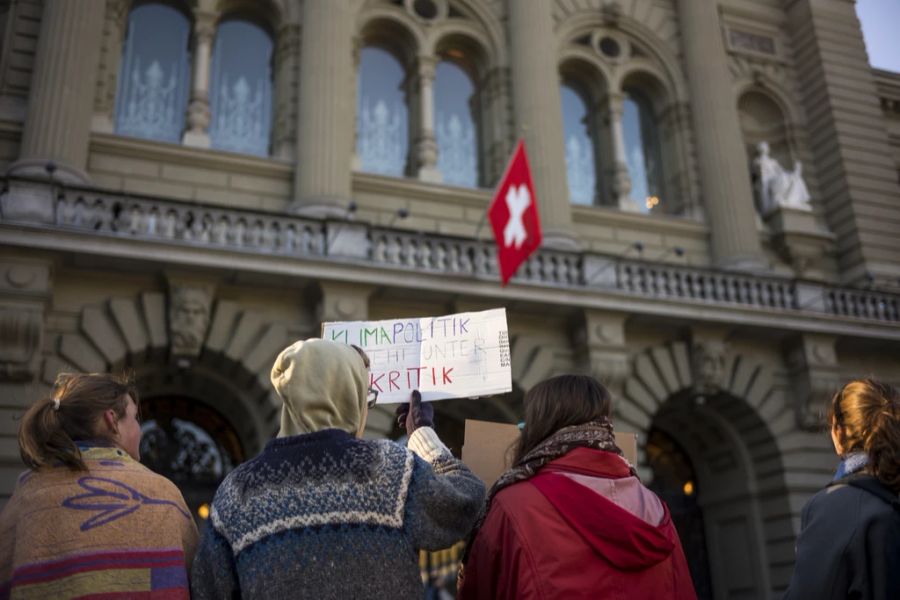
[[62, 476, 191, 531]]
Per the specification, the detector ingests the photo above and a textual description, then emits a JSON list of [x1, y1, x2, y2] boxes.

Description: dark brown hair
[[513, 374, 612, 463], [18, 372, 138, 471], [829, 378, 900, 493]]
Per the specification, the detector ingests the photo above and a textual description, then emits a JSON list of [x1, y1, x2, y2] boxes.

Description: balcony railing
[[3, 180, 899, 324]]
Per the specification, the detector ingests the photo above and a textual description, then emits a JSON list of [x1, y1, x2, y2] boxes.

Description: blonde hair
[[18, 372, 138, 471], [829, 379, 900, 493]]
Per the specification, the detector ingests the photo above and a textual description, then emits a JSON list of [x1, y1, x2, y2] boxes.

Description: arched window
[[434, 60, 478, 187], [356, 46, 409, 177], [114, 2, 192, 143], [209, 19, 273, 156], [622, 89, 663, 213], [560, 84, 598, 205]]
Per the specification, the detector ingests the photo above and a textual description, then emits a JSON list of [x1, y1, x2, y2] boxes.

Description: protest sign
[[322, 308, 512, 404], [462, 419, 639, 487]]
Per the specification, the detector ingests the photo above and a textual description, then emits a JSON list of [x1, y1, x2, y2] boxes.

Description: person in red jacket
[[458, 374, 697, 600]]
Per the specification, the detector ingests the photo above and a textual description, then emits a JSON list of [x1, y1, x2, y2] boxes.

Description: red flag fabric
[[488, 140, 543, 286]]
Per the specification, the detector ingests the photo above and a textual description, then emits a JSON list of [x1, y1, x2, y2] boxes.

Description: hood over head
[[531, 461, 677, 570], [270, 338, 368, 437]]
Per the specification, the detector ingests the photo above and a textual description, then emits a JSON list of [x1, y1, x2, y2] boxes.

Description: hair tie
[[52, 397, 61, 411]]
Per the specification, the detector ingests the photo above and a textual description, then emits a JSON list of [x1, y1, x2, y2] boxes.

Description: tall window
[[114, 2, 191, 143], [561, 85, 597, 205], [357, 47, 409, 177], [434, 61, 478, 187], [623, 90, 663, 212], [209, 19, 273, 156]]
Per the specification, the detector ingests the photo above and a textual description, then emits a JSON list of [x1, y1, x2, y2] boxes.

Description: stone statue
[[168, 285, 212, 357], [754, 141, 811, 213]]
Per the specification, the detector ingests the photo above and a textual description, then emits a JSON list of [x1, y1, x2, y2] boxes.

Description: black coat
[[783, 473, 900, 600]]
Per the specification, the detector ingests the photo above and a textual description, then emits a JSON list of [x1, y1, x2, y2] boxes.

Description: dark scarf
[[460, 417, 632, 567]]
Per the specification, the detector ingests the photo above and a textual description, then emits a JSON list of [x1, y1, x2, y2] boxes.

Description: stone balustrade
[[53, 189, 326, 257], [3, 180, 899, 324]]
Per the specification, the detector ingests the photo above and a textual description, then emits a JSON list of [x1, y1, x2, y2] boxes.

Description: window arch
[[434, 59, 478, 187], [622, 88, 664, 213], [209, 17, 274, 156], [356, 45, 410, 177], [114, 1, 192, 143], [560, 83, 598, 205]]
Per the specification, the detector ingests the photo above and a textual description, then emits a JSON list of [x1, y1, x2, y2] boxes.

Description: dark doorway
[[139, 396, 245, 527], [645, 427, 714, 600]]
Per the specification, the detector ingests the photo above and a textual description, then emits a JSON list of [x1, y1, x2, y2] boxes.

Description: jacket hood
[[530, 451, 677, 570], [270, 338, 368, 437]]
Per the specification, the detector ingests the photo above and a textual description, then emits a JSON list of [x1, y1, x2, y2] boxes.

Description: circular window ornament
[[599, 36, 621, 58], [404, 0, 448, 23], [591, 30, 630, 64]]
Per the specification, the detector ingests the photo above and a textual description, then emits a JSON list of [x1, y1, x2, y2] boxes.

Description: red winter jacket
[[458, 448, 697, 600]]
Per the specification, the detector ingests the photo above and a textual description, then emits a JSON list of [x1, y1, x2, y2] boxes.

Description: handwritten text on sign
[[322, 308, 512, 403]]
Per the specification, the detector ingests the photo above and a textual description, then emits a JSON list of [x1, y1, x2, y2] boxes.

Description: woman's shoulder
[[808, 476, 900, 523]]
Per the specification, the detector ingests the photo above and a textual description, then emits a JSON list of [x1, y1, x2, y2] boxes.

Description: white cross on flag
[[488, 140, 543, 286]]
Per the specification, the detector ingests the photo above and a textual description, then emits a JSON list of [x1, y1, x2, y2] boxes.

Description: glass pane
[[357, 47, 408, 177], [623, 91, 662, 213], [561, 85, 597, 205], [435, 61, 478, 188], [114, 3, 191, 143], [209, 20, 273, 156]]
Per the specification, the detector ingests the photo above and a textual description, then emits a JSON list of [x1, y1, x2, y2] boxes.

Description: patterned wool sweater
[[191, 427, 485, 600], [0, 445, 198, 600]]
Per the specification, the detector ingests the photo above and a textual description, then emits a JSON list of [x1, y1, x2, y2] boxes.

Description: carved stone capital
[[785, 333, 841, 430], [0, 305, 43, 381], [574, 310, 631, 393], [193, 11, 218, 44], [317, 282, 374, 325]]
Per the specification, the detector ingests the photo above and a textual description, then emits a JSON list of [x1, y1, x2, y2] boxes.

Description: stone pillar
[[412, 56, 441, 183], [605, 93, 636, 212], [290, 0, 354, 217], [7, 0, 105, 183], [507, 0, 578, 249], [677, 0, 764, 270], [273, 23, 301, 160], [92, 0, 130, 134], [182, 11, 217, 148]]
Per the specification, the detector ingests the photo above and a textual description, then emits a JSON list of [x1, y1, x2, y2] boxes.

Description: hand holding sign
[[395, 390, 435, 435], [322, 308, 512, 403]]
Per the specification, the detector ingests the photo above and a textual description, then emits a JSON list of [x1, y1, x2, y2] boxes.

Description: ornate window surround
[[93, 0, 289, 158], [354, 0, 506, 189], [558, 24, 690, 216]]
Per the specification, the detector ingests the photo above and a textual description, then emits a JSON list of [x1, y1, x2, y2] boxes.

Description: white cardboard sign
[[322, 308, 512, 404]]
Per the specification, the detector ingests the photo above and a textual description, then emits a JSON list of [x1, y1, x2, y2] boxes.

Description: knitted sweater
[[0, 445, 198, 599], [191, 427, 485, 600]]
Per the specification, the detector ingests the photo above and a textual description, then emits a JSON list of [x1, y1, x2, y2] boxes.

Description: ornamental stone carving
[[168, 285, 213, 357], [754, 141, 811, 213], [0, 306, 43, 381], [785, 333, 842, 430], [691, 339, 728, 395]]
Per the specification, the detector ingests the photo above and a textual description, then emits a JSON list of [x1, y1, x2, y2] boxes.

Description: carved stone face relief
[[168, 286, 212, 357], [692, 341, 728, 395]]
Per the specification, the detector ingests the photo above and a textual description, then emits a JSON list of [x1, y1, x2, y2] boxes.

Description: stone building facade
[[1, 0, 899, 597]]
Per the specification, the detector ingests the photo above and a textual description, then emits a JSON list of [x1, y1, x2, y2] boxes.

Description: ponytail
[[830, 379, 900, 494], [863, 397, 900, 494], [18, 372, 137, 471]]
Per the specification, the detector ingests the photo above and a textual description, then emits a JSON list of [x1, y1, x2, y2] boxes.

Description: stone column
[[182, 11, 217, 148], [412, 56, 441, 183], [290, 0, 354, 217], [677, 0, 764, 270], [7, 0, 105, 183], [507, 0, 578, 249], [604, 93, 636, 211]]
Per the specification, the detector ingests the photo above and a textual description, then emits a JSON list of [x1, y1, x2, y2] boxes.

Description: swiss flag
[[488, 140, 543, 286]]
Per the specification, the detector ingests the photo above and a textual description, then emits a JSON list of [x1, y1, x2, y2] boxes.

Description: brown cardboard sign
[[462, 419, 638, 488]]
